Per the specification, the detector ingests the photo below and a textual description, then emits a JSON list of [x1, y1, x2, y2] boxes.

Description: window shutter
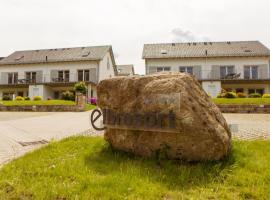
[[212, 66, 220, 79], [36, 71, 43, 83], [89, 68, 97, 83], [148, 67, 157, 74], [50, 70, 58, 82], [193, 66, 202, 80], [1, 72, 8, 84], [258, 64, 268, 79]]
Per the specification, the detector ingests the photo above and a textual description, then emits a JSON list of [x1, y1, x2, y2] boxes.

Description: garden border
[[217, 104, 270, 113], [0, 105, 83, 112]]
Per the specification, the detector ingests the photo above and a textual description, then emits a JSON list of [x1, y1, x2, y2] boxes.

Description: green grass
[[0, 137, 270, 199], [213, 98, 270, 105], [85, 103, 96, 111], [0, 100, 76, 106]]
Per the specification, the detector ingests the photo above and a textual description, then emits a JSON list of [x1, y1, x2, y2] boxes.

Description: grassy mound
[[0, 137, 270, 199]]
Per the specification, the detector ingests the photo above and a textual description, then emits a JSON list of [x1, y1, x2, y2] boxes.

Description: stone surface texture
[[97, 72, 232, 161]]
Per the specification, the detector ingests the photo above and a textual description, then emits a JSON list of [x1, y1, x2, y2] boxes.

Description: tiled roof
[[116, 65, 134, 75], [0, 57, 4, 61], [0, 45, 112, 65], [142, 41, 270, 59]]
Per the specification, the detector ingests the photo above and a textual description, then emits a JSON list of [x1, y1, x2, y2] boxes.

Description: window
[[248, 88, 264, 95], [17, 91, 24, 97], [58, 70, 69, 82], [78, 69, 90, 82], [236, 88, 244, 93], [107, 58, 110, 70], [3, 92, 14, 98], [25, 72, 37, 83], [220, 66, 234, 79], [156, 67, 171, 72], [8, 73, 18, 84], [179, 67, 193, 75], [54, 91, 60, 99], [244, 66, 258, 79]]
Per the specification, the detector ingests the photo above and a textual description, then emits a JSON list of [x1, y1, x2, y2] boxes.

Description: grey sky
[[0, 0, 269, 74]]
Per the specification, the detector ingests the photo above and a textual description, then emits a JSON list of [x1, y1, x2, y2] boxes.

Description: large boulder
[[97, 72, 231, 161]]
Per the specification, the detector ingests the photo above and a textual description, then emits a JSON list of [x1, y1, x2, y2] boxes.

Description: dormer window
[[15, 55, 24, 61], [161, 50, 167, 55], [82, 51, 90, 57]]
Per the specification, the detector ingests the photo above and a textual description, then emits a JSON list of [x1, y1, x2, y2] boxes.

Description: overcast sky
[[0, 0, 269, 74]]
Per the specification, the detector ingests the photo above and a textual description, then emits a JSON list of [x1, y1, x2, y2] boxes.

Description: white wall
[[29, 85, 54, 100], [146, 57, 270, 79], [98, 51, 115, 81]]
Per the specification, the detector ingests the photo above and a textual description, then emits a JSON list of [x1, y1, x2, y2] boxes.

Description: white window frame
[[156, 66, 171, 72], [244, 66, 258, 79], [220, 66, 235, 78], [179, 66, 193, 75], [78, 69, 90, 82]]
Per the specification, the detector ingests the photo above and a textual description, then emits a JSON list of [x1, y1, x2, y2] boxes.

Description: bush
[[15, 96, 24, 101], [24, 97, 30, 101], [262, 94, 270, 98], [249, 93, 261, 98], [33, 96, 42, 101], [2, 95, 12, 101], [61, 91, 75, 101], [237, 92, 246, 98], [224, 92, 237, 98], [74, 82, 87, 94]]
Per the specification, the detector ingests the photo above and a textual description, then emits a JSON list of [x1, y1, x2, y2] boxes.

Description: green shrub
[[24, 97, 30, 100], [2, 95, 12, 101], [262, 94, 270, 98], [217, 93, 224, 98], [249, 93, 261, 98], [224, 92, 237, 98], [15, 96, 24, 101], [33, 96, 42, 101], [61, 91, 75, 101], [237, 92, 246, 98], [74, 82, 87, 94]]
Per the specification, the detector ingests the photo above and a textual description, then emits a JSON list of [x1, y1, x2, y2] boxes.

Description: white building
[[0, 45, 117, 100], [116, 64, 135, 76], [143, 41, 270, 97]]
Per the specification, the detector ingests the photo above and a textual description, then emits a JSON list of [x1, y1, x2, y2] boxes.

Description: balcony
[[191, 69, 270, 81], [0, 72, 98, 87]]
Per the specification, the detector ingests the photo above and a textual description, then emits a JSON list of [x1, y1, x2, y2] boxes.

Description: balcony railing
[[186, 70, 269, 81], [0, 72, 98, 85]]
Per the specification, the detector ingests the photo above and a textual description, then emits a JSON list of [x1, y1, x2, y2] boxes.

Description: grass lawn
[[85, 103, 96, 111], [0, 137, 270, 199], [213, 98, 270, 105], [0, 100, 76, 106]]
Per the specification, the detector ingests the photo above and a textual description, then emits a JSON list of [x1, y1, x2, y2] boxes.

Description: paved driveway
[[0, 111, 101, 165], [224, 114, 270, 140], [1, 112, 270, 166]]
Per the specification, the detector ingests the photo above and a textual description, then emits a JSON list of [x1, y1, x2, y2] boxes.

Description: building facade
[[143, 41, 270, 97], [0, 46, 117, 100], [116, 64, 135, 76]]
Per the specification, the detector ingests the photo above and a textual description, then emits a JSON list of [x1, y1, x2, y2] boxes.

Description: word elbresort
[[102, 108, 176, 130]]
